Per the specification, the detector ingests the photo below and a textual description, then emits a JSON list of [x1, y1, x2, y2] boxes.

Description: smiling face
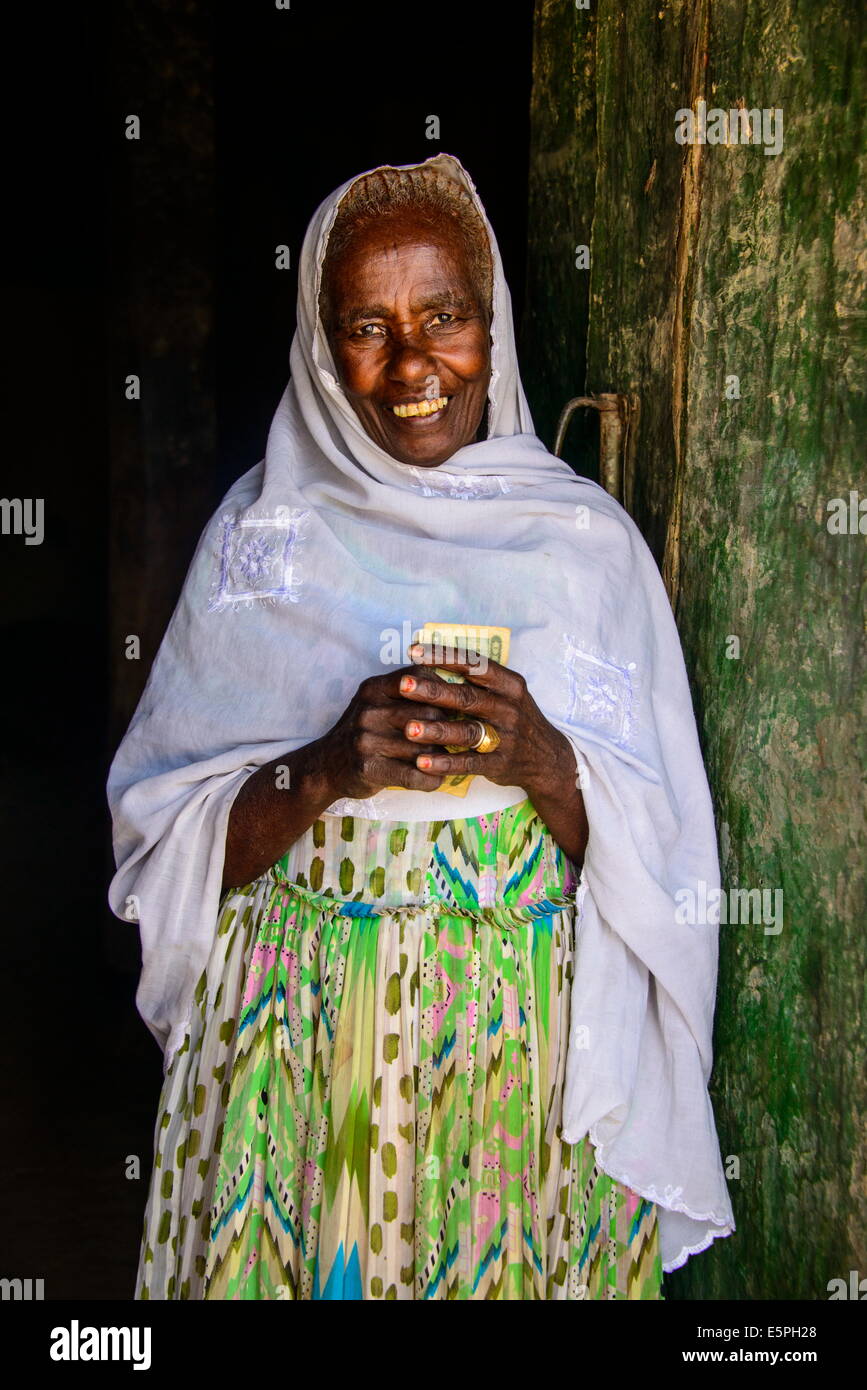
[[321, 210, 492, 468]]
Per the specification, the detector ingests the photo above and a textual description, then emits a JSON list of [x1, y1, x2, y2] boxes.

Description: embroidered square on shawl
[[562, 635, 638, 748], [210, 509, 307, 611]]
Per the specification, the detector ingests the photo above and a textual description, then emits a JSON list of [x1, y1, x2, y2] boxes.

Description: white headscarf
[[107, 153, 735, 1271]]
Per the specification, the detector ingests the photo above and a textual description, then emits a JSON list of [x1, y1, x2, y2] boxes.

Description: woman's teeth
[[391, 395, 449, 418]]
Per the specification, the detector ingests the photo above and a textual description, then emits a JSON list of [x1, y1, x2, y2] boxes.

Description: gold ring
[[471, 721, 501, 754]]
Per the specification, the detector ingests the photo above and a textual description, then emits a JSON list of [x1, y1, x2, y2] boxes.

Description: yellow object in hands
[[418, 622, 511, 685], [388, 623, 512, 795], [418, 623, 511, 796]]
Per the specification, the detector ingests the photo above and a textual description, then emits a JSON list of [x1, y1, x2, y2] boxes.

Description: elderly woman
[[108, 154, 734, 1301]]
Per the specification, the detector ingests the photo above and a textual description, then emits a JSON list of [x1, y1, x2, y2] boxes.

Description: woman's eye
[[353, 323, 385, 338], [430, 312, 457, 327]]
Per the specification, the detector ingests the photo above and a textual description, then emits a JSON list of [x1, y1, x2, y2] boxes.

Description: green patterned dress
[[136, 797, 663, 1300]]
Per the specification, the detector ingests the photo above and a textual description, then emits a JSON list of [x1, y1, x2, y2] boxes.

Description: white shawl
[[107, 153, 735, 1271]]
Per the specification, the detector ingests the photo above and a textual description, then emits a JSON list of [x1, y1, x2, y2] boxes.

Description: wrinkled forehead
[[323, 211, 484, 291]]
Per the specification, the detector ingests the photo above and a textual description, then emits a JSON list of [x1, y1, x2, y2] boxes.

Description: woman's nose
[[385, 336, 438, 385]]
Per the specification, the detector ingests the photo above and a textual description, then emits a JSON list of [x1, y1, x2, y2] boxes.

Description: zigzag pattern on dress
[[135, 800, 664, 1300]]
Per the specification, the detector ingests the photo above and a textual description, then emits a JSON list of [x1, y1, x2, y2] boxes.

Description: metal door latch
[[553, 392, 639, 510]]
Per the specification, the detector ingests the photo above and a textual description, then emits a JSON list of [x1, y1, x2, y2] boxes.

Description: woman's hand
[[222, 651, 589, 894], [396, 641, 589, 866], [396, 643, 568, 798], [319, 668, 454, 799], [222, 667, 448, 891]]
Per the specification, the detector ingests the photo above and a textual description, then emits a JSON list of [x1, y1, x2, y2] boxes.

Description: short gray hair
[[319, 165, 494, 332]]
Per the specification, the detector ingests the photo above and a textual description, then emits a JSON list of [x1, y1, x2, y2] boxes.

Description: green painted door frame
[[523, 0, 866, 1300]]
